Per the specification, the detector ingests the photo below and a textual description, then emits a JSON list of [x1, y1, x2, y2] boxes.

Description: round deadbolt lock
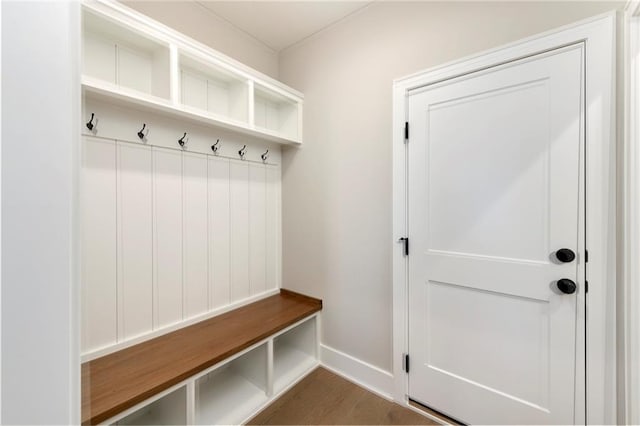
[[555, 248, 576, 263], [557, 278, 577, 294]]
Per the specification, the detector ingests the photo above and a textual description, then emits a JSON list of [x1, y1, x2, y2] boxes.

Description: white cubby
[[114, 386, 187, 426], [180, 53, 250, 124], [273, 317, 318, 394], [254, 84, 300, 141], [195, 344, 269, 425], [82, 9, 170, 100], [82, 2, 303, 145], [101, 314, 320, 425]]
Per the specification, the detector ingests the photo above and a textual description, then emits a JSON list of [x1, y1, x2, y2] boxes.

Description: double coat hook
[[211, 139, 220, 154], [86, 113, 96, 131], [261, 150, 269, 162], [238, 145, 247, 160], [178, 132, 188, 148], [137, 124, 147, 140]]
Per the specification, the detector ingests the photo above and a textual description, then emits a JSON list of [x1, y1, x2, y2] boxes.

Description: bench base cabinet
[[115, 387, 187, 426], [273, 317, 318, 394], [196, 344, 269, 425], [103, 314, 320, 425]]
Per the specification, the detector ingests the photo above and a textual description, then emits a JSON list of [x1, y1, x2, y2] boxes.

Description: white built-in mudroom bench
[[80, 1, 319, 424], [82, 291, 321, 425]]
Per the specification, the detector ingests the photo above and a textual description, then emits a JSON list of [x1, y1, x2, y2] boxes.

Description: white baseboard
[[319, 344, 395, 401], [319, 345, 448, 425]]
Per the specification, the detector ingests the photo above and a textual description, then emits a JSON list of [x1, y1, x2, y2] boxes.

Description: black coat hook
[[211, 139, 220, 154], [238, 145, 247, 159], [178, 132, 187, 148], [137, 124, 147, 140], [261, 150, 269, 162], [86, 113, 95, 131]]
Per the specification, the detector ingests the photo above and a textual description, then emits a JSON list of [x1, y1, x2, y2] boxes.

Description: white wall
[[121, 1, 279, 79], [278, 1, 623, 374], [1, 1, 80, 423]]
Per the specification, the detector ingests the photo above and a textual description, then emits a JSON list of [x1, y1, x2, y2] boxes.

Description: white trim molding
[[319, 346, 448, 425], [392, 13, 617, 425], [623, 2, 640, 424], [319, 344, 394, 400]]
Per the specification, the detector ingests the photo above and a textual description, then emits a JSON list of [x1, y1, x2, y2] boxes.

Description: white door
[[407, 45, 584, 425]]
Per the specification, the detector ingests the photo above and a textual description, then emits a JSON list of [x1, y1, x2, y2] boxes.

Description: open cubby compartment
[[273, 316, 318, 393], [180, 52, 250, 124], [195, 343, 269, 425], [253, 84, 300, 140], [113, 385, 187, 426], [82, 9, 170, 100]]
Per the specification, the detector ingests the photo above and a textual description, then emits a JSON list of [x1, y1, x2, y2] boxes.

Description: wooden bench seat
[[81, 290, 322, 425]]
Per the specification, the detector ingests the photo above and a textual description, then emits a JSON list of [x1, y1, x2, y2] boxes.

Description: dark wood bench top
[[81, 289, 322, 425]]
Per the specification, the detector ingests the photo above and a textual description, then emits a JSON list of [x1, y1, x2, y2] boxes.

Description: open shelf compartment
[[179, 52, 250, 124], [273, 316, 318, 394], [254, 84, 301, 141], [113, 386, 186, 426], [82, 9, 170, 100], [195, 343, 269, 425]]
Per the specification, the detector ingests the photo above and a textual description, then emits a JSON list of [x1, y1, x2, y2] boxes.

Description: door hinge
[[404, 122, 409, 142], [585, 280, 589, 293], [398, 237, 409, 256], [403, 353, 410, 373], [585, 250, 589, 263]]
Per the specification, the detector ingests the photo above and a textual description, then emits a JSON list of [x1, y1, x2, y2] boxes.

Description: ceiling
[[197, 1, 372, 52]]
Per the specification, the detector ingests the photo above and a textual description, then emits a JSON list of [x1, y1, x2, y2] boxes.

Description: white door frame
[[623, 2, 640, 424], [392, 13, 616, 425]]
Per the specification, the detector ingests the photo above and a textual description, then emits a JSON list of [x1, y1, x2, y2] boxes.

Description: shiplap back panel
[[183, 152, 209, 318], [117, 142, 154, 340], [249, 164, 267, 296], [266, 166, 281, 291], [81, 136, 281, 356], [230, 161, 251, 301], [82, 138, 117, 350], [152, 147, 183, 328], [208, 157, 231, 309]]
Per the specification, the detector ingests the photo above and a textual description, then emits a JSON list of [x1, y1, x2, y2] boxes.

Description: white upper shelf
[[81, 0, 303, 145]]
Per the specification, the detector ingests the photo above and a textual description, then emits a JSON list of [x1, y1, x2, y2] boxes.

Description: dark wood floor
[[248, 367, 440, 425]]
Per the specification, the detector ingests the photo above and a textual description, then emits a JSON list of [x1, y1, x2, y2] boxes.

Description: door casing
[[623, 2, 640, 425], [392, 13, 616, 425]]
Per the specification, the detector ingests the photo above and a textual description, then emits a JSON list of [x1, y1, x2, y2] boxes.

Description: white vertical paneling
[[81, 137, 117, 352], [183, 152, 209, 317], [82, 136, 282, 355], [230, 161, 250, 301], [207, 80, 230, 117], [152, 147, 183, 328], [152, 48, 171, 100], [254, 97, 266, 129], [249, 164, 267, 295], [266, 101, 279, 132], [117, 45, 153, 94], [181, 70, 207, 111], [169, 44, 181, 105], [266, 165, 281, 291], [248, 80, 256, 127], [208, 157, 231, 309], [83, 34, 115, 84], [229, 81, 249, 123], [117, 142, 153, 340]]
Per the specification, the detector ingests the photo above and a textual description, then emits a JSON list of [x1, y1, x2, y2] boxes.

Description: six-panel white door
[[407, 45, 584, 424]]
